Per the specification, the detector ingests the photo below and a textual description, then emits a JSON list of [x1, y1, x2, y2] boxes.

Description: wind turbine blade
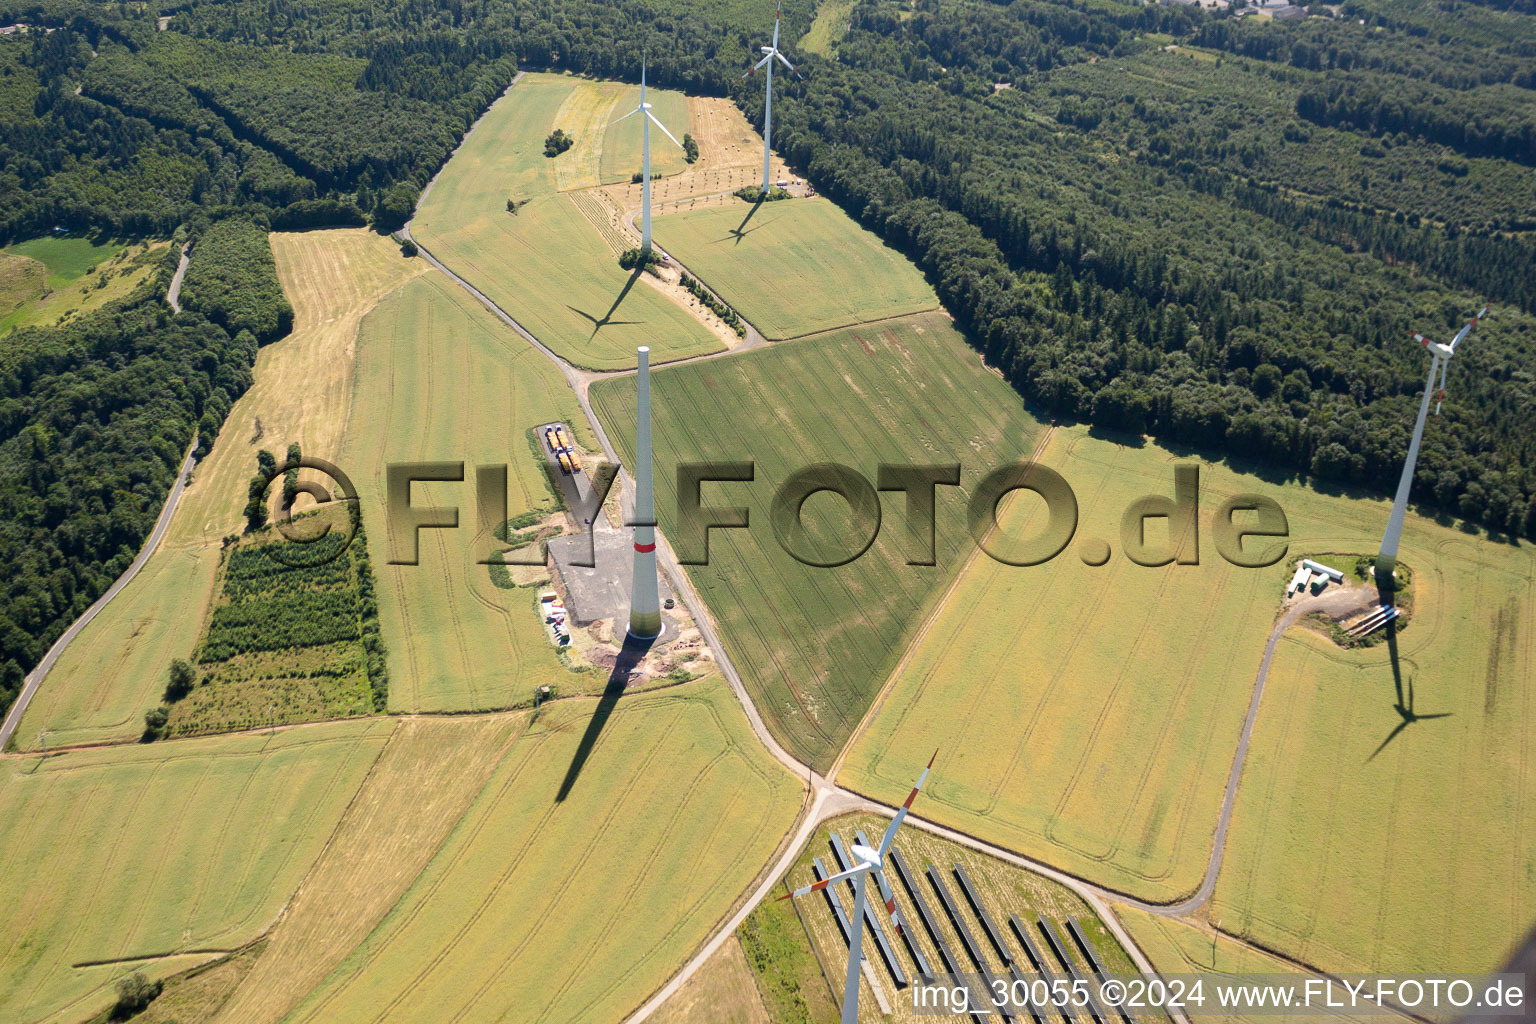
[[755, 52, 773, 70], [606, 107, 640, 128], [777, 863, 871, 900], [775, 51, 797, 73], [646, 111, 682, 149], [772, 0, 781, 48], [1449, 306, 1486, 351], [877, 750, 937, 857], [1434, 356, 1448, 416]]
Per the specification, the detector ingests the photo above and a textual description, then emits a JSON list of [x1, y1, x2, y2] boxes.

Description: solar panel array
[[788, 829, 1133, 1024]]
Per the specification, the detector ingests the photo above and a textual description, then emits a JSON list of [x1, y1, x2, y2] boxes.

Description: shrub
[[618, 247, 663, 271], [111, 971, 162, 1019], [165, 659, 196, 701], [544, 128, 573, 157]]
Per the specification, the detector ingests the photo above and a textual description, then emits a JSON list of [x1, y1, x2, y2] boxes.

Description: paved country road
[[0, 439, 198, 753], [405, 72, 1413, 1024]]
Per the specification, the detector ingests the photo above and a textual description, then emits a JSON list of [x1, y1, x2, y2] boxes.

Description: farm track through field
[[0, 72, 1439, 1024], [400, 70, 1414, 1014]]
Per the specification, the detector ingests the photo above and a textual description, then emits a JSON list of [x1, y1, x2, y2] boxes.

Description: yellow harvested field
[[13, 229, 422, 750], [0, 719, 394, 1024], [598, 83, 691, 185], [550, 79, 629, 192], [213, 715, 531, 1024], [1210, 532, 1535, 974], [341, 271, 601, 712], [843, 424, 1536, 967], [1117, 908, 1372, 1024], [410, 73, 721, 370], [281, 678, 803, 1024], [648, 937, 770, 1024]]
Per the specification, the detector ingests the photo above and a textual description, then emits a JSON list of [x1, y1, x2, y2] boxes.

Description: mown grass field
[[0, 251, 46, 320], [2, 235, 126, 289], [784, 812, 1143, 1024], [0, 240, 166, 335], [0, 719, 393, 1024], [12, 229, 423, 750], [590, 312, 1046, 771], [341, 271, 603, 712], [280, 678, 803, 1024], [840, 425, 1535, 951], [212, 715, 530, 1024], [1116, 908, 1372, 1024], [653, 198, 938, 339], [1210, 531, 1535, 975], [411, 72, 721, 370]]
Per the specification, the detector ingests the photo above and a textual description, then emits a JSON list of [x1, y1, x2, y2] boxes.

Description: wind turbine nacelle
[[850, 843, 881, 868], [762, 45, 775, 54]]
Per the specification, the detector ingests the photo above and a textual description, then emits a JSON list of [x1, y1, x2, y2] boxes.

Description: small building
[[1272, 5, 1307, 18]]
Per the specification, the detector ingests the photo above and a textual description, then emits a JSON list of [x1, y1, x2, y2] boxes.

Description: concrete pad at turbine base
[[547, 521, 677, 640]]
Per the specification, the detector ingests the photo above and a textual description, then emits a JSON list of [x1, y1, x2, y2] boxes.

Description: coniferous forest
[[1, 0, 1533, 722]]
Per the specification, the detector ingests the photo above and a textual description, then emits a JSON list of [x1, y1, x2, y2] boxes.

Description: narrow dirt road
[[165, 243, 191, 313]]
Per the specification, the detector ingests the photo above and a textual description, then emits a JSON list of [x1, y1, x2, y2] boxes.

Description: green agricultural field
[[799, 0, 855, 56], [3, 235, 127, 290], [280, 678, 803, 1024], [1117, 908, 1372, 1024], [411, 73, 721, 370], [841, 425, 1535, 948], [598, 82, 691, 185], [590, 312, 1045, 771], [0, 719, 393, 1024], [342, 271, 601, 712], [0, 240, 165, 335], [653, 198, 938, 339], [1210, 532, 1535, 975]]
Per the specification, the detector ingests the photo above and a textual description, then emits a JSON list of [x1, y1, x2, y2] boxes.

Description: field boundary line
[[826, 423, 1058, 782]]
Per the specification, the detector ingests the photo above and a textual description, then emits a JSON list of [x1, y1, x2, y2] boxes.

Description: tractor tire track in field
[[397, 73, 1413, 1024]]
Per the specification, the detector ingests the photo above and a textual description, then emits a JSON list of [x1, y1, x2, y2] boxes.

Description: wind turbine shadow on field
[[721, 197, 767, 245], [555, 632, 655, 802], [567, 265, 646, 337], [1369, 617, 1451, 761]]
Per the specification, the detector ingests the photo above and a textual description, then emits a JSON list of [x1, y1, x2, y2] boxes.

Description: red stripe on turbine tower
[[634, 542, 656, 553]]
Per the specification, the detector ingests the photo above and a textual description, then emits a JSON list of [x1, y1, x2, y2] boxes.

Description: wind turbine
[[609, 58, 682, 254], [1375, 305, 1487, 588], [743, 1, 801, 195], [779, 753, 936, 1024]]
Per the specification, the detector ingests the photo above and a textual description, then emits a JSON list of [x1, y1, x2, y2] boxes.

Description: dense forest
[[1, 0, 1533, 722], [763, 0, 1536, 540]]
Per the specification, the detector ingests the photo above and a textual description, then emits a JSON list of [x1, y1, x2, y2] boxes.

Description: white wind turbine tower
[[779, 753, 936, 1024], [743, 0, 801, 195], [1375, 305, 1487, 588], [609, 58, 682, 254]]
